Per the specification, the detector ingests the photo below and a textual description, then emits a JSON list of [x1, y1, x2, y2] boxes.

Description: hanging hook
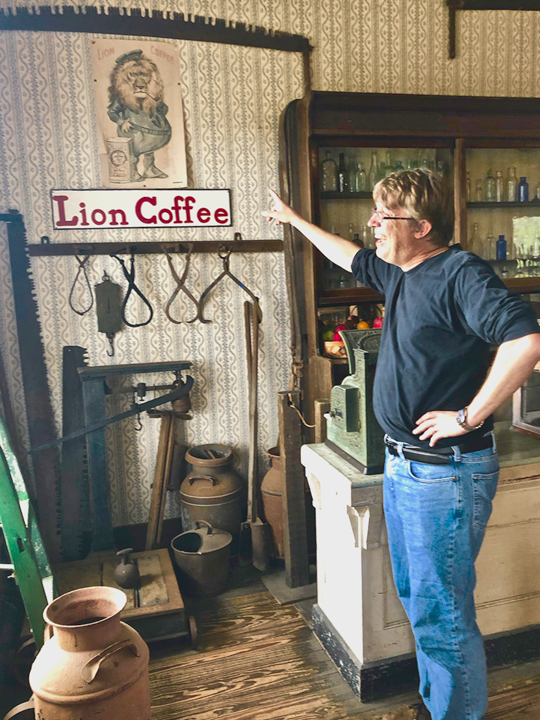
[[68, 255, 94, 316], [111, 249, 154, 328], [163, 244, 204, 324]]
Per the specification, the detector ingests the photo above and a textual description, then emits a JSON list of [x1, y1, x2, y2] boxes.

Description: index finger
[[269, 188, 281, 202], [415, 412, 436, 425]]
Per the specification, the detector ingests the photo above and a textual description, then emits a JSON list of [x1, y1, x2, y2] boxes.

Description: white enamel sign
[[51, 189, 232, 230]]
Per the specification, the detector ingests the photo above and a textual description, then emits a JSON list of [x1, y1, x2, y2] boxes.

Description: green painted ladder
[[0, 415, 56, 650]]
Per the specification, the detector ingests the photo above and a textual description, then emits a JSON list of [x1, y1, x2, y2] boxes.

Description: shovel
[[240, 299, 271, 571]]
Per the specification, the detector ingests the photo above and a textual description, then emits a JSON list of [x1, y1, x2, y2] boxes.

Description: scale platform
[[53, 548, 195, 645]]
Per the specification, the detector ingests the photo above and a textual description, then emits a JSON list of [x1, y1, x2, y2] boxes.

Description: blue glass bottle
[[518, 176, 529, 202], [496, 234, 507, 260]]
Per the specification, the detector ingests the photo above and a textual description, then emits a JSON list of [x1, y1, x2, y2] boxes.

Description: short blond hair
[[373, 168, 454, 247]]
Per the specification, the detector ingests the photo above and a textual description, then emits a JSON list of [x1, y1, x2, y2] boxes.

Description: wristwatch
[[456, 406, 484, 432]]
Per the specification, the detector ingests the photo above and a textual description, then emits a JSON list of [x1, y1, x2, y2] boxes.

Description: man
[[263, 169, 540, 720]]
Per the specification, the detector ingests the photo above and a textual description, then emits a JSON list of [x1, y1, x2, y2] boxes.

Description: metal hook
[[198, 246, 263, 323], [163, 243, 205, 324], [106, 333, 115, 357]]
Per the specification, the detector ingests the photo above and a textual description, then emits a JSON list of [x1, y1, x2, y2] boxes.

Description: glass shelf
[[467, 201, 540, 209], [321, 191, 373, 200]]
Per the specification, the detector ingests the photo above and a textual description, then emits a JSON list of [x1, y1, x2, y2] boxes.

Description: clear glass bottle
[[470, 222, 483, 257], [496, 234, 507, 260], [485, 169, 496, 202], [466, 171, 472, 202], [348, 222, 355, 241], [385, 150, 393, 177], [321, 151, 338, 192], [406, 158, 415, 171], [368, 151, 378, 190], [351, 162, 367, 192], [533, 234, 540, 257], [436, 160, 446, 178], [486, 232, 496, 260], [474, 179, 484, 202], [338, 153, 349, 193], [518, 176, 529, 202], [507, 167, 518, 202], [495, 170, 504, 203]]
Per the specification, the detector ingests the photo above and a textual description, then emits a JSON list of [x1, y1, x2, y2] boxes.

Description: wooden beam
[[278, 391, 310, 588]]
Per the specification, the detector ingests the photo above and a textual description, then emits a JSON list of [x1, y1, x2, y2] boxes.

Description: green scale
[[325, 328, 385, 474]]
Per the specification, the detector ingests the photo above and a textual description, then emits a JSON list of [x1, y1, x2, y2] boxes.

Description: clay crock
[[260, 446, 284, 559]]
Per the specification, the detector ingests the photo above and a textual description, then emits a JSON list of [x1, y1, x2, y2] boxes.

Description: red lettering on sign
[[159, 207, 173, 224], [91, 209, 107, 225], [52, 195, 78, 226], [197, 207, 211, 223], [172, 196, 184, 224], [135, 197, 157, 224], [214, 208, 229, 224], [184, 196, 195, 224], [109, 208, 128, 226]]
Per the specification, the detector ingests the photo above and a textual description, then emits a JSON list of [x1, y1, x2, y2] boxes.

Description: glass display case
[[513, 364, 540, 439], [279, 92, 540, 423]]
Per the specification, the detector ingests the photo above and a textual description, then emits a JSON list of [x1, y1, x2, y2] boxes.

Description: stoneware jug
[[30, 586, 151, 720]]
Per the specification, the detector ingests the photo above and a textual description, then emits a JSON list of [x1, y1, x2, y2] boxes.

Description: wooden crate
[[54, 548, 192, 644]]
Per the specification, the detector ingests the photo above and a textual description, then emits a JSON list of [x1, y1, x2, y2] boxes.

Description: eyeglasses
[[371, 207, 412, 221]]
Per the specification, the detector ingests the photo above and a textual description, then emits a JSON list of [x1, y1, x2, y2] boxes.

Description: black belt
[[384, 434, 494, 465]]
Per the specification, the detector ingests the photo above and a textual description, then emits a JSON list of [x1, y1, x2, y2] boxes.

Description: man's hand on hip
[[413, 411, 468, 447]]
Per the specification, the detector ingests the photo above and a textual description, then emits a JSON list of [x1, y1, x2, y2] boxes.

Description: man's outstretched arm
[[263, 189, 361, 271]]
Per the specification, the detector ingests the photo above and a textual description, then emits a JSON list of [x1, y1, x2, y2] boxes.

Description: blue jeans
[[383, 437, 499, 720]]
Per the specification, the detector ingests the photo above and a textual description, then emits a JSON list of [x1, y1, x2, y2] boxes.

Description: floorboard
[[149, 569, 540, 720]]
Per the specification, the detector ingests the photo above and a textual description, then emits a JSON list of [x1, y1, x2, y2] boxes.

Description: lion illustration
[[107, 49, 172, 180]]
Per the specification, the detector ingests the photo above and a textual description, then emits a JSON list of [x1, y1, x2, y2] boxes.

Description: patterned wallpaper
[[0, 0, 538, 526]]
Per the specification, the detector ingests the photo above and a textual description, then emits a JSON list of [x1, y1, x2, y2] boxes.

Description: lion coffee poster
[[90, 39, 187, 189]]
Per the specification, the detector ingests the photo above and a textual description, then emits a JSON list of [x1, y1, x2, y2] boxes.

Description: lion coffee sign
[[51, 189, 232, 230]]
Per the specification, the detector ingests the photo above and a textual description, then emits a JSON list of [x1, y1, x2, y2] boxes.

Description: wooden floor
[[148, 567, 540, 720]]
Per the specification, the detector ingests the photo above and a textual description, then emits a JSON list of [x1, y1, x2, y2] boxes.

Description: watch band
[[456, 406, 484, 432]]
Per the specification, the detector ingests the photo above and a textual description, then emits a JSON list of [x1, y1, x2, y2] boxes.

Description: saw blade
[[5, 215, 62, 562], [61, 346, 92, 560]]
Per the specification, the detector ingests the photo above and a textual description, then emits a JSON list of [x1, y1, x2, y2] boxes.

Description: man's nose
[[367, 215, 378, 228]]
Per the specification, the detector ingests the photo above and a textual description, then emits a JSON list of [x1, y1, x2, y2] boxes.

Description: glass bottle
[[496, 234, 507, 260], [485, 169, 496, 202], [436, 160, 446, 178], [466, 171, 472, 202], [533, 235, 540, 258], [321, 151, 338, 192], [348, 222, 355, 241], [495, 171, 504, 203], [507, 167, 518, 202], [474, 179, 484, 202], [338, 153, 349, 193], [470, 222, 483, 257], [518, 176, 529, 202], [485, 232, 496, 260], [385, 150, 393, 177], [368, 151, 378, 190], [420, 156, 430, 169], [352, 162, 367, 192], [406, 158, 414, 171], [394, 159, 404, 172]]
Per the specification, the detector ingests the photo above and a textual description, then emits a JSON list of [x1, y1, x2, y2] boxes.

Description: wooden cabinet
[[279, 92, 540, 427]]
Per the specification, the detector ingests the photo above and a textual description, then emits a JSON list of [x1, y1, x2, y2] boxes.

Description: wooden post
[[278, 391, 310, 588], [314, 399, 330, 444], [146, 412, 172, 550]]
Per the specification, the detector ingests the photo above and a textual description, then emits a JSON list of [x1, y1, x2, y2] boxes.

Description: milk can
[[29, 586, 151, 720], [260, 446, 284, 559], [179, 444, 243, 539]]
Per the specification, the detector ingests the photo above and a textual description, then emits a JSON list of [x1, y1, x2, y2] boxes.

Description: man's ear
[[414, 219, 432, 240]]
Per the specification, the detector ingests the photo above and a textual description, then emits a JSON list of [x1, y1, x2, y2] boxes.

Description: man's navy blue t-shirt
[[351, 244, 540, 449]]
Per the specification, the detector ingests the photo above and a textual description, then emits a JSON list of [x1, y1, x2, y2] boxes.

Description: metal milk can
[[179, 444, 243, 539], [29, 586, 151, 720]]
